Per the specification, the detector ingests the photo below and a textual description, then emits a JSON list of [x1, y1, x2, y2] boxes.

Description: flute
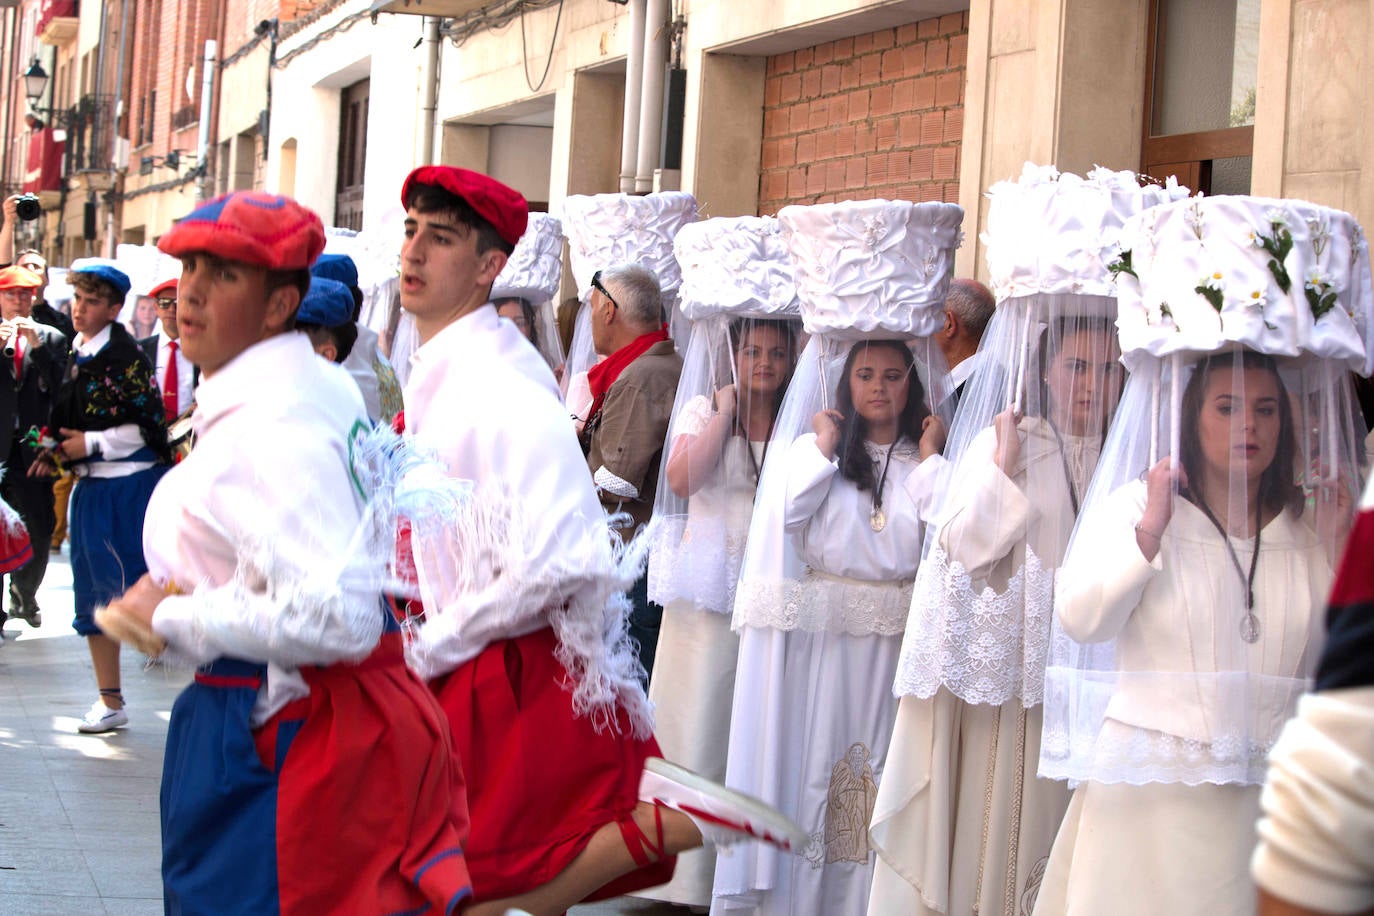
[[1, 317, 36, 358]]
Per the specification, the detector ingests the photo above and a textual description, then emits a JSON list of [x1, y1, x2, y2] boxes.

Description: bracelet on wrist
[[1134, 522, 1164, 540]]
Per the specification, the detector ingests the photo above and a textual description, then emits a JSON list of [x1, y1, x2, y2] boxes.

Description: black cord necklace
[[1194, 494, 1263, 643], [869, 439, 900, 532], [1046, 418, 1083, 517]]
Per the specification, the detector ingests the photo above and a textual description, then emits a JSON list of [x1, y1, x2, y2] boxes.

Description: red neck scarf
[[584, 327, 670, 421]]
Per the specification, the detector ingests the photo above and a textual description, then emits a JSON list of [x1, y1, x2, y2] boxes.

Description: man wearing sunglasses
[[137, 279, 198, 425], [582, 262, 681, 680]]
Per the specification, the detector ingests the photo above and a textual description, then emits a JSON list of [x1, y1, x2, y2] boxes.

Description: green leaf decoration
[[1195, 282, 1225, 318], [1107, 250, 1137, 279], [1158, 301, 1180, 331], [1307, 285, 1339, 321], [1266, 258, 1292, 294]]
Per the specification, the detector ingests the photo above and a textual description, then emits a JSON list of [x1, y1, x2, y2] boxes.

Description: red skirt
[[264, 634, 473, 914], [431, 626, 675, 902]]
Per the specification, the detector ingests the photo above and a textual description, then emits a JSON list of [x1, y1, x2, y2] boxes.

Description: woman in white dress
[[1036, 194, 1370, 916], [644, 315, 798, 906], [874, 310, 1122, 916], [713, 337, 946, 915]]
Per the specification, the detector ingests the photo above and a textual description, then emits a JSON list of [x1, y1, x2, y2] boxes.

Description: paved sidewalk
[[0, 551, 687, 915]]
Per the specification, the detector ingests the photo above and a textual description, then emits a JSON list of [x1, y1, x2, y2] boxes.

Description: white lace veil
[[647, 216, 802, 614], [896, 165, 1189, 708], [731, 199, 963, 635], [1040, 195, 1373, 787]]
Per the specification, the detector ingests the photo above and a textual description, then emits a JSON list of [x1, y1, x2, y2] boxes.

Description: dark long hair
[[494, 296, 540, 352], [835, 339, 930, 492], [1179, 349, 1301, 518]]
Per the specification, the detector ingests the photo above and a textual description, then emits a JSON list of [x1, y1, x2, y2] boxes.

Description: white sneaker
[[77, 700, 128, 734], [639, 758, 810, 853]]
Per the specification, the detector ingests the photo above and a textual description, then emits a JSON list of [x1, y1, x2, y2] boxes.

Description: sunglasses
[[590, 270, 618, 311], [155, 297, 178, 310]]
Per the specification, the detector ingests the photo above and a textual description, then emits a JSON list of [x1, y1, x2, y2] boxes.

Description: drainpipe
[[634, 0, 668, 193], [195, 40, 216, 201], [419, 16, 440, 166], [618, 0, 645, 193], [1, 9, 14, 194], [102, 0, 130, 257]]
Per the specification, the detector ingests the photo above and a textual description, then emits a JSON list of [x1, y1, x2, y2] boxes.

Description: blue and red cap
[[158, 191, 325, 271]]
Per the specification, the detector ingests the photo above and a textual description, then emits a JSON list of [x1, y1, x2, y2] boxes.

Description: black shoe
[[8, 602, 40, 628]]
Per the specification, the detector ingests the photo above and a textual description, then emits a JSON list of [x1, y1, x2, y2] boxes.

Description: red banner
[[36, 0, 77, 37], [23, 129, 65, 194]]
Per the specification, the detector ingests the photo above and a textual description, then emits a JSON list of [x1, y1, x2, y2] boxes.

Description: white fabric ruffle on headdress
[[673, 215, 801, 321], [982, 162, 1189, 302], [1112, 195, 1373, 374], [778, 198, 964, 340], [491, 212, 564, 304]]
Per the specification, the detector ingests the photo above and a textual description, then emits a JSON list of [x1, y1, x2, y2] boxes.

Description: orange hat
[[148, 278, 178, 298], [0, 266, 43, 291], [158, 191, 325, 271]]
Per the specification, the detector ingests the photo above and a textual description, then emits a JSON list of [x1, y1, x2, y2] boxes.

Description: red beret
[[158, 192, 325, 271], [400, 166, 528, 248], [0, 266, 43, 291], [148, 278, 178, 298]]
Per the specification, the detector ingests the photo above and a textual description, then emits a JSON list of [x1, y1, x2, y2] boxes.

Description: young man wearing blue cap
[[41, 263, 170, 732], [99, 190, 472, 915], [294, 275, 357, 365]]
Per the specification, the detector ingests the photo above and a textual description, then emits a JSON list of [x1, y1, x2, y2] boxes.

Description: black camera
[[14, 194, 41, 222]]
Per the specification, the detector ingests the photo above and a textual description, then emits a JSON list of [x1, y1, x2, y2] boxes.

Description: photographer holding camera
[[1, 196, 72, 342], [0, 265, 67, 631]]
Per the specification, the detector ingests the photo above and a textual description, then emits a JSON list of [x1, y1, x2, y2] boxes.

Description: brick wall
[[758, 11, 967, 215]]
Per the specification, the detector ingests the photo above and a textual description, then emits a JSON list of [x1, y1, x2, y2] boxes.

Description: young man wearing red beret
[[395, 165, 806, 916], [101, 191, 472, 915]]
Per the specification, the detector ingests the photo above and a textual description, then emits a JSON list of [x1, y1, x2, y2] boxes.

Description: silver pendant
[[1240, 612, 1261, 644], [870, 507, 886, 532]]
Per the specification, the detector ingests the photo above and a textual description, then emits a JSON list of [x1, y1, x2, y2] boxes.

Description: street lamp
[[23, 59, 50, 108]]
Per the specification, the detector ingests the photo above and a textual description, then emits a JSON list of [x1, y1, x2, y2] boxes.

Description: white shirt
[[73, 324, 156, 478], [402, 305, 649, 729], [153, 326, 196, 416], [145, 333, 381, 724]]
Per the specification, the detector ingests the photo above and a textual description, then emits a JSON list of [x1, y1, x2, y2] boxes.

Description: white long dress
[[1034, 481, 1331, 916], [644, 395, 766, 906], [871, 418, 1092, 915], [713, 433, 940, 916]]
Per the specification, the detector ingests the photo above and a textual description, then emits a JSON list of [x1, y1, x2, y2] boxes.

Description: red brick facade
[[758, 11, 967, 215]]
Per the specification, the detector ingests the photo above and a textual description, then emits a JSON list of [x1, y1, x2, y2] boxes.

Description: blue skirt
[[70, 465, 168, 635]]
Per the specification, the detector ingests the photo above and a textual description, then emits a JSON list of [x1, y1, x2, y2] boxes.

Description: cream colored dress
[[643, 395, 764, 906], [1034, 482, 1331, 916], [871, 418, 1090, 915]]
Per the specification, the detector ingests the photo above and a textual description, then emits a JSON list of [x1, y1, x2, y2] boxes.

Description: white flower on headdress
[[1246, 228, 1265, 248], [1308, 215, 1331, 257], [861, 215, 889, 252], [1264, 207, 1289, 229], [1247, 290, 1267, 311], [1201, 271, 1224, 290], [1184, 200, 1205, 239], [1019, 162, 1061, 186], [1353, 225, 1368, 256], [1305, 267, 1332, 293]]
